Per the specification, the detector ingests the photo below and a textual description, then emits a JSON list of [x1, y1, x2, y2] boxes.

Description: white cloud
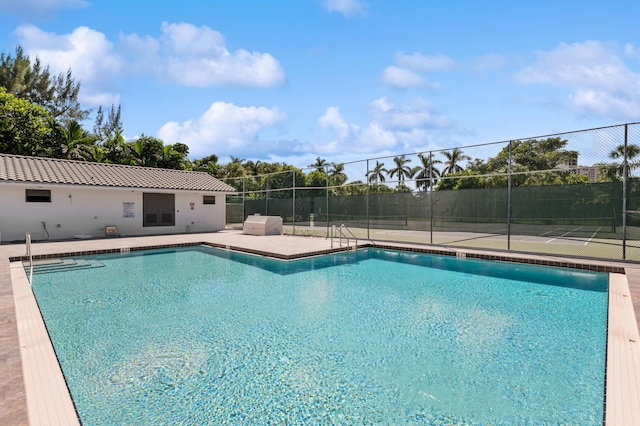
[[15, 24, 124, 106], [318, 106, 357, 141], [14, 22, 285, 103], [358, 122, 397, 152], [121, 22, 286, 87], [370, 97, 452, 130], [322, 0, 366, 17], [316, 97, 466, 155], [568, 89, 640, 119], [157, 102, 286, 157], [394, 52, 456, 72], [380, 51, 453, 90], [380, 66, 431, 89], [0, 0, 86, 18], [515, 40, 640, 119], [625, 43, 640, 60], [317, 106, 372, 153]]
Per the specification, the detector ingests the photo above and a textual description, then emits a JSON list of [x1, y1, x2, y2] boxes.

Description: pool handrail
[[331, 224, 358, 250]]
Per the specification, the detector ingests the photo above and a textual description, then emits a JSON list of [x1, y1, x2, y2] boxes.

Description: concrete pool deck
[[1, 230, 639, 425]]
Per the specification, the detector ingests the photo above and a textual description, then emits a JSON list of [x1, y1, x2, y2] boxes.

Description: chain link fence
[[225, 122, 640, 261]]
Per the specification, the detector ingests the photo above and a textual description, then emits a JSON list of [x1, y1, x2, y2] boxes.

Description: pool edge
[[606, 273, 640, 425], [11, 262, 79, 426]]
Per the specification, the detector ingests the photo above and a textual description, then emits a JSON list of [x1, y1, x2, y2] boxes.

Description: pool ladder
[[331, 224, 358, 251]]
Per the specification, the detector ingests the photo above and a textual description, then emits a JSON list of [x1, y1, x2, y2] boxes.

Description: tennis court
[[283, 221, 640, 261]]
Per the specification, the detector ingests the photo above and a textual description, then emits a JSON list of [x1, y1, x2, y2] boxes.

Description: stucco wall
[[0, 183, 227, 243]]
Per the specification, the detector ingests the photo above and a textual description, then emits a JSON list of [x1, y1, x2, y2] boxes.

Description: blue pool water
[[31, 247, 608, 425]]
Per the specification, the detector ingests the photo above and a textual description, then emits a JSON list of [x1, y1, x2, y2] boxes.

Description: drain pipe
[[42, 221, 50, 241]]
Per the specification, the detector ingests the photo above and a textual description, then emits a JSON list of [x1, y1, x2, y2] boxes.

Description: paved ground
[[1, 229, 639, 425]]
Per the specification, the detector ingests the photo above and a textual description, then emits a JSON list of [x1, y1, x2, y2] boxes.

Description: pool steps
[[25, 258, 105, 274]]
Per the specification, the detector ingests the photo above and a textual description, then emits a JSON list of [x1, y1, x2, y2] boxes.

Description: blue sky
[[1, 0, 639, 168]]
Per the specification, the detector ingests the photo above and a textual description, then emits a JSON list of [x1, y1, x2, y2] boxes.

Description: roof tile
[[0, 154, 236, 192]]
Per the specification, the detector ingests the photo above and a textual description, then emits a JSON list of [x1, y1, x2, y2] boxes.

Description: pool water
[[31, 247, 608, 425]]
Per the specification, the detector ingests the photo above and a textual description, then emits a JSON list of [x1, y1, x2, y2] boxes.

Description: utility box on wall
[[243, 215, 283, 236]]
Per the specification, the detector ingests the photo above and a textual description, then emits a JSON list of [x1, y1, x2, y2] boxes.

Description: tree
[[192, 154, 219, 171], [94, 104, 122, 143], [343, 180, 368, 195], [414, 153, 441, 191], [243, 160, 262, 176], [436, 170, 487, 190], [90, 145, 105, 162], [129, 135, 164, 167], [160, 142, 189, 170], [266, 165, 305, 198], [442, 148, 471, 175], [0, 87, 52, 155], [305, 169, 329, 197], [329, 162, 347, 187], [597, 144, 640, 182], [221, 161, 247, 179], [366, 161, 388, 183], [103, 129, 128, 164], [388, 155, 415, 186], [309, 156, 329, 172], [0, 46, 88, 123], [369, 183, 395, 194], [394, 183, 413, 193], [57, 120, 96, 161]]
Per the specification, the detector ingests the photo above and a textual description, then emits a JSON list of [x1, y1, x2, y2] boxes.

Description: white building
[[0, 154, 236, 243]]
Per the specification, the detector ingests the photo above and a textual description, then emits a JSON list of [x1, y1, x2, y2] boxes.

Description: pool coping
[[6, 234, 640, 425]]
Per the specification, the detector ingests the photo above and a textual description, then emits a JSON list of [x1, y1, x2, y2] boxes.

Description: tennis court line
[[546, 226, 584, 244], [544, 226, 602, 246], [586, 227, 602, 245]]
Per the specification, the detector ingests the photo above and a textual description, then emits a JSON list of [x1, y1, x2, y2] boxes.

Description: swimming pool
[[30, 246, 608, 424]]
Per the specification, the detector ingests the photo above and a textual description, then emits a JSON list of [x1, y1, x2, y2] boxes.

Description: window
[[25, 189, 51, 203], [203, 195, 216, 205]]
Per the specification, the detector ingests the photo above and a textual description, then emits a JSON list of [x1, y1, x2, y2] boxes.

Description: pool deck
[[1, 230, 639, 425]]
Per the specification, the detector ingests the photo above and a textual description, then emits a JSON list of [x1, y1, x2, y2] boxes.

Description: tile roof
[[0, 154, 236, 192]]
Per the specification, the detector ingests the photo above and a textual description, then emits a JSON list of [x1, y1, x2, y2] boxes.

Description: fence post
[[366, 159, 370, 240], [265, 177, 269, 216], [507, 141, 513, 251], [429, 151, 434, 245], [326, 165, 330, 238], [292, 169, 296, 235], [242, 177, 246, 224], [623, 124, 628, 259]]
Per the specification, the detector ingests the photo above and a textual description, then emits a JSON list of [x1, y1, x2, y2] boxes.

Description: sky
[[1, 0, 640, 170]]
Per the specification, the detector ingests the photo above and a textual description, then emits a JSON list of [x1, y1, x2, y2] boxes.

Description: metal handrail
[[26, 232, 33, 284], [331, 224, 358, 250], [341, 224, 358, 250]]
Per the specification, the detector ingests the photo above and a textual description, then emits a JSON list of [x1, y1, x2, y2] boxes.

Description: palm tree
[[442, 148, 471, 175], [329, 162, 347, 186], [244, 160, 262, 176], [90, 145, 105, 162], [130, 138, 145, 166], [59, 120, 96, 161], [160, 144, 188, 169], [223, 161, 247, 178], [606, 143, 640, 180], [366, 161, 388, 183], [103, 129, 128, 164], [388, 155, 415, 186], [309, 157, 329, 172], [414, 153, 442, 191]]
